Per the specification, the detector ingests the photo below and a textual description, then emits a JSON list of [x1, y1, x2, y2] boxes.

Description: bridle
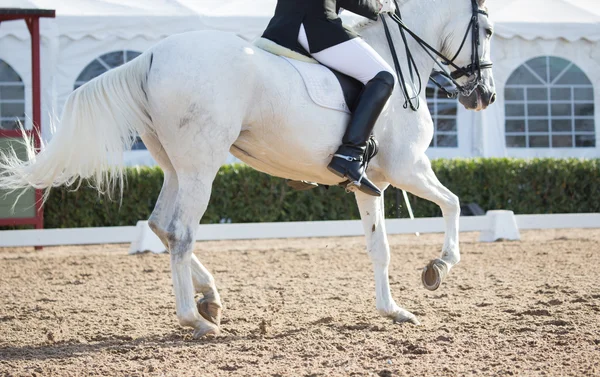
[[381, 0, 493, 110]]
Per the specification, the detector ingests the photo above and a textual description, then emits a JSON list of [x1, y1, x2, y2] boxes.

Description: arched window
[[0, 60, 25, 130], [74, 50, 145, 150], [74, 50, 142, 89], [426, 73, 458, 148], [505, 57, 595, 148]]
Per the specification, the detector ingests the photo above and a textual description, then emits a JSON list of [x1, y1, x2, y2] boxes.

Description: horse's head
[[441, 0, 496, 111], [347, 0, 497, 111]]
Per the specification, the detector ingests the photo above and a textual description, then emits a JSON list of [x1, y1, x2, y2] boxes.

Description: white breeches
[[298, 24, 397, 85]]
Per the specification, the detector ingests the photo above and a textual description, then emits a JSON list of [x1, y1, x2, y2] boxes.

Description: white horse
[[0, 0, 495, 338]]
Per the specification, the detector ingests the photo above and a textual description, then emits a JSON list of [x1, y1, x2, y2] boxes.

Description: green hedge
[[41, 158, 599, 228]]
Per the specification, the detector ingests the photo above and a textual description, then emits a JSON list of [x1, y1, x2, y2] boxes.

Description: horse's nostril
[[490, 93, 497, 104]]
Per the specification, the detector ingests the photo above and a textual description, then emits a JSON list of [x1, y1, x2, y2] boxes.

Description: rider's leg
[[298, 25, 396, 86], [298, 25, 396, 197]]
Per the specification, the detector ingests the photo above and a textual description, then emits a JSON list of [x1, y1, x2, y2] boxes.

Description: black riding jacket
[[261, 0, 380, 54]]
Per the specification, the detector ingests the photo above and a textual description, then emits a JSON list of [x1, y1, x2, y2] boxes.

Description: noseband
[[381, 0, 493, 110]]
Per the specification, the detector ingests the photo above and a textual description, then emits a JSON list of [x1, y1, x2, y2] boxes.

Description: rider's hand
[[379, 0, 397, 14]]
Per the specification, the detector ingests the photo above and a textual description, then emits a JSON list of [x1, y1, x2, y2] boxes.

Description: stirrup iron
[[340, 161, 368, 193]]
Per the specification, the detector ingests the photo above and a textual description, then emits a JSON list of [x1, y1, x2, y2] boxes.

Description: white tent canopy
[[487, 0, 600, 42], [2, 0, 599, 42], [0, 0, 276, 41]]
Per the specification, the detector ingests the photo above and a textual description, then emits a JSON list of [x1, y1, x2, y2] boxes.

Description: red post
[[27, 17, 41, 151], [26, 17, 45, 242], [0, 10, 54, 239]]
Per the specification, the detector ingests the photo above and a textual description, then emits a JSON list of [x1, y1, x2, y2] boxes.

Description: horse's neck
[[357, 1, 446, 101]]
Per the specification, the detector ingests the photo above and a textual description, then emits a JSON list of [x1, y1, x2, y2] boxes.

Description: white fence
[[1, 212, 599, 253]]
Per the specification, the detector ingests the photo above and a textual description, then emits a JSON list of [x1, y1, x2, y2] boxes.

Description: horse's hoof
[[422, 258, 449, 291], [192, 322, 220, 339], [393, 311, 421, 326], [197, 298, 222, 327]]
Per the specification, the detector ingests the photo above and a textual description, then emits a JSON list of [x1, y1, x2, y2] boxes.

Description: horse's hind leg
[[149, 170, 222, 325], [143, 132, 223, 332], [165, 173, 223, 338], [355, 190, 420, 325], [387, 154, 461, 291]]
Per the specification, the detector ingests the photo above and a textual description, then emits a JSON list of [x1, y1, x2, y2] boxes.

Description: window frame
[[426, 84, 460, 149], [74, 50, 142, 90], [73, 50, 146, 151], [0, 60, 26, 131], [504, 56, 595, 149]]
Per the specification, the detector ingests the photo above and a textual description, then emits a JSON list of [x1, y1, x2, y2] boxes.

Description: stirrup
[[344, 181, 361, 193], [343, 169, 367, 193], [332, 154, 369, 193]]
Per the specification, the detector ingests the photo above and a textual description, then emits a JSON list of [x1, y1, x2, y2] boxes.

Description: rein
[[381, 0, 493, 110]]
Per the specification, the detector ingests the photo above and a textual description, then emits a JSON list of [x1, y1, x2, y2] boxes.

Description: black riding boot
[[327, 71, 395, 196]]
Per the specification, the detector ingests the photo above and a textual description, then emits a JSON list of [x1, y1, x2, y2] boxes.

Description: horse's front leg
[[387, 155, 461, 291], [355, 190, 420, 325]]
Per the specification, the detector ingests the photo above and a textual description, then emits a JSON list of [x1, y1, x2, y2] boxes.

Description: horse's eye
[[485, 28, 493, 38]]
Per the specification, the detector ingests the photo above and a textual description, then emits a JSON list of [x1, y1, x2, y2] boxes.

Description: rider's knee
[[373, 70, 397, 91]]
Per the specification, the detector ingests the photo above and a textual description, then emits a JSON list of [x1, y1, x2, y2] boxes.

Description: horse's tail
[[0, 51, 155, 199]]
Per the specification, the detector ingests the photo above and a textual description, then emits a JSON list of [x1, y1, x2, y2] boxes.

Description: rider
[[262, 0, 397, 197]]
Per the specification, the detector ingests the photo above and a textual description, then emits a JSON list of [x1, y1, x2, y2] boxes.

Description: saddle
[[253, 38, 379, 191], [254, 38, 362, 112]]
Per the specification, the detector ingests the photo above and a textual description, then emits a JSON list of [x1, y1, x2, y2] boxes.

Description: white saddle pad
[[283, 57, 351, 114]]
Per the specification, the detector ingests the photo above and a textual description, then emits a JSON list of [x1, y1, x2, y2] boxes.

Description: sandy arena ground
[[1, 229, 599, 377]]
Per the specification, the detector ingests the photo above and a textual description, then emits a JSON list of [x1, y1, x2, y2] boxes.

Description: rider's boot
[[327, 71, 395, 197], [287, 137, 379, 192]]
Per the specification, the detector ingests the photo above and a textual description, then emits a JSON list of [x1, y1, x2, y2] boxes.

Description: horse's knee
[[443, 193, 460, 216]]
